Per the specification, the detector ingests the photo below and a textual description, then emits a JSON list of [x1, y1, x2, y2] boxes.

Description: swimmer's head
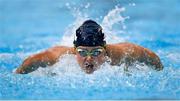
[[74, 20, 107, 74], [73, 20, 106, 47]]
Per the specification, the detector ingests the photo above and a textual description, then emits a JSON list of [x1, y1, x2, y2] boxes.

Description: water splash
[[60, 3, 90, 46], [1, 52, 180, 99], [1, 1, 180, 99], [28, 54, 162, 87], [102, 6, 130, 43], [60, 5, 129, 46], [102, 6, 126, 32]]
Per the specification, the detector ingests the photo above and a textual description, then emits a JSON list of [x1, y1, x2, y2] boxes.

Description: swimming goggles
[[76, 48, 104, 57]]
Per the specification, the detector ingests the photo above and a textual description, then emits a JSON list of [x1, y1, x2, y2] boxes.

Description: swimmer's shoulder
[[106, 42, 136, 50], [105, 42, 142, 61], [105, 43, 125, 65], [47, 46, 75, 55], [106, 42, 146, 51]]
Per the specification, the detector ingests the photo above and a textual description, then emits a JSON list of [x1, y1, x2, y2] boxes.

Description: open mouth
[[84, 63, 94, 74]]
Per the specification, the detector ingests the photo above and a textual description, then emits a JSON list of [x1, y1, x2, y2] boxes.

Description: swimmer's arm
[[15, 46, 75, 74], [142, 48, 164, 71], [106, 43, 163, 71]]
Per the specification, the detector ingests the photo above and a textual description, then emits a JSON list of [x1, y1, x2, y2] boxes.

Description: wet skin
[[15, 42, 163, 74]]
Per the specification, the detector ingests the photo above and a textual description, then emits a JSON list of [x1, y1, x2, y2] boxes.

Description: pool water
[[0, 0, 180, 100]]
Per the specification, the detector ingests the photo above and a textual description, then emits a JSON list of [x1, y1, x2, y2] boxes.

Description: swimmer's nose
[[86, 56, 93, 61]]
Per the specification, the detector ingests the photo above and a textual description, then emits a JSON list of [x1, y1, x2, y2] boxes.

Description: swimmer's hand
[[15, 46, 75, 74]]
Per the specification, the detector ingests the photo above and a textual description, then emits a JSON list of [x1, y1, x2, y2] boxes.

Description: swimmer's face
[[75, 46, 106, 74]]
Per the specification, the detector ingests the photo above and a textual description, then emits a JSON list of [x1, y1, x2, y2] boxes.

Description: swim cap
[[73, 20, 106, 47]]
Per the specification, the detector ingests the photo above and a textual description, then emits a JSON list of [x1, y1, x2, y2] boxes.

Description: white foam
[[29, 54, 154, 79]]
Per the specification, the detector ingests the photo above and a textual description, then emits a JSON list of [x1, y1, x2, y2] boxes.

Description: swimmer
[[15, 20, 163, 74]]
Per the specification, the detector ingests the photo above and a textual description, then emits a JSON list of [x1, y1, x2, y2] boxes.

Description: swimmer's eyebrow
[[77, 47, 103, 51], [76, 47, 88, 51]]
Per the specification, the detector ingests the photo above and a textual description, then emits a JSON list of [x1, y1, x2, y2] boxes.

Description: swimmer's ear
[[102, 32, 106, 48], [102, 41, 106, 49]]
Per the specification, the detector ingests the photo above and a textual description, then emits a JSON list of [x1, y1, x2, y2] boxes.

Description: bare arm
[[15, 46, 75, 74], [106, 43, 163, 71], [141, 47, 163, 70]]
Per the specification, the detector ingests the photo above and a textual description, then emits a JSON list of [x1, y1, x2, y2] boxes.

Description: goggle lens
[[77, 48, 103, 57]]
